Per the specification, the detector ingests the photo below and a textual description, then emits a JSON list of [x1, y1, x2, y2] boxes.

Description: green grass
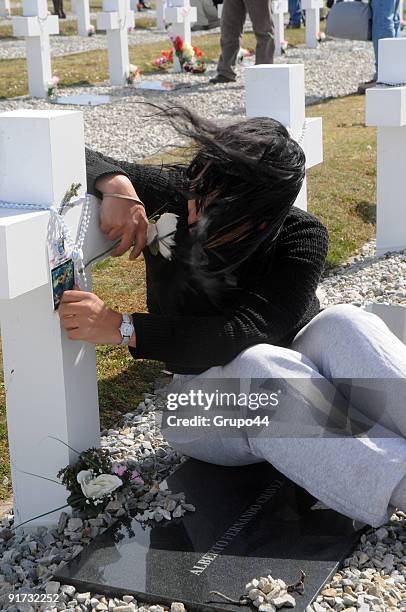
[[306, 95, 376, 266], [0, 92, 377, 502]]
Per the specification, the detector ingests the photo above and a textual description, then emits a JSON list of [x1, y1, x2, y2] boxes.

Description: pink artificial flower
[[113, 465, 127, 477], [131, 470, 145, 485], [51, 75, 60, 86]]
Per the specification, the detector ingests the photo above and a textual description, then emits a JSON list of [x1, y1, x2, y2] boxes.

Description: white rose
[[76, 469, 123, 499], [182, 43, 194, 61], [147, 212, 179, 260]]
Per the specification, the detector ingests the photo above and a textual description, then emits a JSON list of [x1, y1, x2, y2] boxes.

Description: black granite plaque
[[55, 460, 364, 612]]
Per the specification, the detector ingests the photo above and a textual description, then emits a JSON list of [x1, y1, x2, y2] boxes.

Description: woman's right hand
[[95, 173, 149, 259]]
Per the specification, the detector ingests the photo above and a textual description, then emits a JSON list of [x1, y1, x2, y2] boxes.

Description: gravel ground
[[319, 240, 406, 309], [0, 38, 375, 162]]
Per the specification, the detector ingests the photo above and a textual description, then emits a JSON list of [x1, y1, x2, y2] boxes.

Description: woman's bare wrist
[[95, 173, 136, 197]]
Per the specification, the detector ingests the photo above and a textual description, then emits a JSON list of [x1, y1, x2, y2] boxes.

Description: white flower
[[147, 212, 179, 260], [76, 469, 122, 500], [182, 42, 194, 61]]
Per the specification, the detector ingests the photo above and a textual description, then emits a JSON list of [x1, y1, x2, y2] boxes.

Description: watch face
[[121, 322, 134, 337]]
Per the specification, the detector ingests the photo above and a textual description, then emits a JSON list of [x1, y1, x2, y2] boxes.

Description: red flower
[[174, 36, 183, 52], [193, 45, 203, 58]]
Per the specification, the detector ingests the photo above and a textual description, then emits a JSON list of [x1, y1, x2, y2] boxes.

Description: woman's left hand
[[58, 289, 123, 345]]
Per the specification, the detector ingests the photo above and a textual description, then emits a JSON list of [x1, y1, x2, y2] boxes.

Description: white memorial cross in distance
[[156, 0, 167, 29], [76, 0, 92, 37], [366, 37, 406, 255], [12, 0, 59, 99], [245, 64, 323, 211], [0, 0, 11, 17], [272, 0, 288, 57], [302, 0, 322, 49], [165, 0, 197, 72], [97, 0, 135, 86]]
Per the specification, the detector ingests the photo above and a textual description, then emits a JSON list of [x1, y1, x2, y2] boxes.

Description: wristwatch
[[119, 313, 134, 346]]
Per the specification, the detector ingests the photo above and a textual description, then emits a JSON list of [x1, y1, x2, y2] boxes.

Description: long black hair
[[149, 105, 306, 309]]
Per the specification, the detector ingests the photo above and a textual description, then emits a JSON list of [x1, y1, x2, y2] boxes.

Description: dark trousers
[[217, 0, 275, 80], [52, 0, 65, 18]]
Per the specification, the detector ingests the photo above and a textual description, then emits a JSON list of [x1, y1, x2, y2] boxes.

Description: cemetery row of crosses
[[7, 0, 326, 98], [1, 0, 406, 608]]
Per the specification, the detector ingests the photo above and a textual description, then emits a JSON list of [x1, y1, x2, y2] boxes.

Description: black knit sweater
[[86, 148, 329, 374]]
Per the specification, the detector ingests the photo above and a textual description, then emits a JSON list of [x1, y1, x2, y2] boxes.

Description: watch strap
[[120, 313, 134, 346]]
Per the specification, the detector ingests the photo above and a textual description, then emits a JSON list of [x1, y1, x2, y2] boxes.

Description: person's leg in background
[[288, 0, 302, 27], [52, 0, 66, 18], [59, 0, 66, 18], [359, 0, 400, 92], [372, 0, 400, 77], [52, 0, 61, 17], [210, 0, 247, 83], [245, 0, 275, 65]]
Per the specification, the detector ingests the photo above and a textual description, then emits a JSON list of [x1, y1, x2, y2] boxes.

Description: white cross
[[97, 0, 135, 86], [365, 38, 406, 255], [12, 0, 59, 99], [301, 0, 323, 49], [165, 0, 197, 72], [76, 0, 91, 37], [156, 0, 167, 30], [0, 0, 11, 17], [0, 109, 116, 528], [272, 0, 288, 57], [245, 64, 323, 211]]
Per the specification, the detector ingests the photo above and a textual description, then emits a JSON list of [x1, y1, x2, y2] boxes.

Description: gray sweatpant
[[217, 0, 275, 80], [163, 305, 406, 527]]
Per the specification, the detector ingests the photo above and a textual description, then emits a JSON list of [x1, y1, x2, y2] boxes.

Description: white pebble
[[171, 601, 186, 612], [170, 604, 186, 612]]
